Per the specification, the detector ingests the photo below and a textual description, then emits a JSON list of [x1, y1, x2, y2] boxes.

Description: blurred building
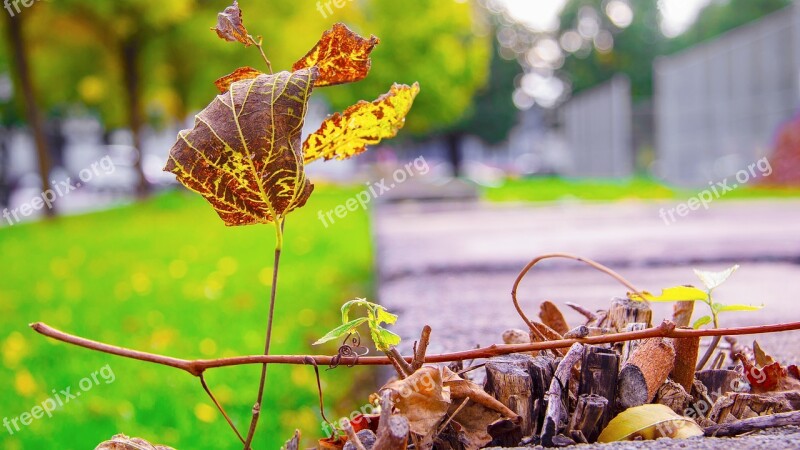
[[654, 4, 800, 185]]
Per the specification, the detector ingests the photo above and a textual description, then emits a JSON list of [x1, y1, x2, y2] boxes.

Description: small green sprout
[[314, 298, 401, 352]]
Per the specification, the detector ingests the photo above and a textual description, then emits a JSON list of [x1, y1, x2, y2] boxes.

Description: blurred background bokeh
[[2, 0, 800, 449]]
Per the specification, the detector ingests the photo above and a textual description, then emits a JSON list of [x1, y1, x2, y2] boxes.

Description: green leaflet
[[313, 317, 368, 345]]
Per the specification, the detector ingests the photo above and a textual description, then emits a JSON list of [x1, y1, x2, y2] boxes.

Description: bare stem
[[696, 303, 722, 371], [511, 253, 643, 333], [242, 221, 283, 449], [200, 373, 246, 445], [248, 35, 273, 74], [30, 320, 800, 371]]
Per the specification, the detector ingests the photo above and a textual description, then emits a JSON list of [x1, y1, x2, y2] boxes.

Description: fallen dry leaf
[[95, 434, 175, 450], [381, 366, 450, 437]]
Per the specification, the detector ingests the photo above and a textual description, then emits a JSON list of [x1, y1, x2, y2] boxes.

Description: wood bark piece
[[374, 391, 409, 450], [695, 369, 746, 403], [704, 410, 800, 437], [655, 379, 692, 414], [672, 301, 695, 328], [617, 364, 648, 411], [484, 354, 536, 436], [577, 346, 619, 434], [568, 394, 608, 444], [620, 323, 647, 363], [539, 300, 570, 335], [622, 337, 675, 402], [708, 391, 800, 424], [671, 332, 700, 392], [608, 297, 652, 331], [541, 343, 584, 447]]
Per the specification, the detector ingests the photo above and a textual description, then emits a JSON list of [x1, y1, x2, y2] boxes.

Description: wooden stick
[[565, 302, 598, 325], [29, 320, 800, 374], [343, 421, 367, 450], [704, 410, 800, 437], [541, 343, 584, 447], [672, 332, 700, 392], [374, 391, 408, 450], [412, 325, 431, 371]]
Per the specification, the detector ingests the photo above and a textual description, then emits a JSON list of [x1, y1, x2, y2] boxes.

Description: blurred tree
[[443, 32, 522, 176], [2, 0, 490, 185], [558, 0, 664, 100], [668, 0, 792, 53], [2, 10, 53, 216], [31, 0, 204, 197], [310, 0, 492, 175]]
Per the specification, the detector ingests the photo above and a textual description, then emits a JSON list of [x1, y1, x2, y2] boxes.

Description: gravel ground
[[488, 425, 800, 449]]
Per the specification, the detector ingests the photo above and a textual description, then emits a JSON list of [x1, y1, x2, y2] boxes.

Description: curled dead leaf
[[212, 1, 251, 46], [381, 366, 450, 437], [95, 434, 175, 450]]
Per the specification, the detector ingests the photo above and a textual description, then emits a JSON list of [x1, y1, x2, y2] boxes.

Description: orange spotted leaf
[[212, 1, 251, 46], [292, 23, 379, 87], [303, 82, 420, 164], [214, 66, 264, 94], [164, 69, 318, 226]]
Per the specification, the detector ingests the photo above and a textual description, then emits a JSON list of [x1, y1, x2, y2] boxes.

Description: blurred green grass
[[483, 176, 800, 202], [0, 186, 376, 449]]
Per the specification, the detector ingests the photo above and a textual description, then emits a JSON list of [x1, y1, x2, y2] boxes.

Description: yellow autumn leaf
[[628, 286, 708, 303], [303, 83, 420, 164], [597, 404, 703, 443]]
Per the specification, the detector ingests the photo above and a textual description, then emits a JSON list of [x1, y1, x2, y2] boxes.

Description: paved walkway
[[374, 199, 800, 363]]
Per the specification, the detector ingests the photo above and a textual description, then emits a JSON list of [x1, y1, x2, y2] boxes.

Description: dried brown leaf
[[164, 70, 317, 226], [539, 300, 570, 335], [212, 1, 251, 46], [293, 23, 379, 87], [95, 434, 174, 450], [214, 66, 264, 94], [381, 366, 450, 437]]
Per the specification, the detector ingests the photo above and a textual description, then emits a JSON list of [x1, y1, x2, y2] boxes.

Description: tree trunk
[[121, 37, 149, 197], [445, 132, 463, 178], [4, 11, 53, 216]]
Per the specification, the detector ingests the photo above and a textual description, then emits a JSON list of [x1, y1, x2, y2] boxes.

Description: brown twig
[[243, 221, 283, 449], [412, 325, 431, 371], [199, 373, 246, 446], [342, 421, 367, 450], [30, 320, 800, 372], [511, 253, 643, 335]]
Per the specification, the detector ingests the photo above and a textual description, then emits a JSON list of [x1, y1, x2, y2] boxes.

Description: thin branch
[[200, 373, 246, 446], [412, 325, 431, 371], [243, 220, 284, 449], [342, 421, 367, 450], [511, 253, 643, 333], [247, 35, 273, 74], [30, 320, 800, 372]]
